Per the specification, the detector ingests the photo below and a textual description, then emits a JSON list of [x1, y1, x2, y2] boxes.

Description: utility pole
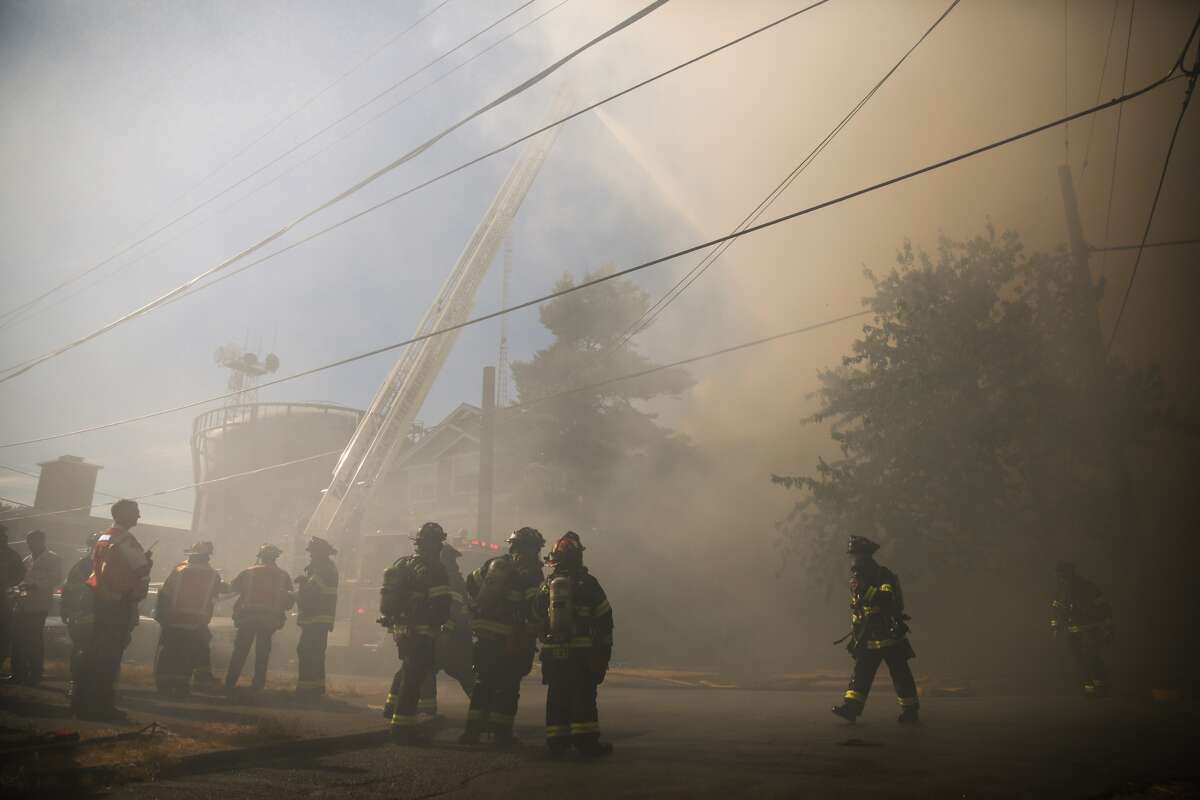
[[1057, 164, 1137, 531], [477, 366, 496, 542]]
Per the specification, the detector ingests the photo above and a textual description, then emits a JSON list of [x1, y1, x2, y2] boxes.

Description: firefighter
[[61, 532, 100, 699], [295, 536, 339, 699], [0, 524, 23, 678], [154, 541, 226, 696], [379, 522, 453, 743], [73, 500, 153, 721], [831, 536, 920, 724], [459, 527, 545, 748], [415, 542, 476, 718], [225, 544, 294, 693], [534, 531, 614, 758], [1051, 561, 1114, 698], [11, 529, 63, 686]]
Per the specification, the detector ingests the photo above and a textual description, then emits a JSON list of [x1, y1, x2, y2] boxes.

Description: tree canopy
[[773, 228, 1161, 580]]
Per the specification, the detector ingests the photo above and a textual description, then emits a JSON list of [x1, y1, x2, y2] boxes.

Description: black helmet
[[506, 526, 545, 552], [414, 522, 447, 545], [847, 536, 880, 556]]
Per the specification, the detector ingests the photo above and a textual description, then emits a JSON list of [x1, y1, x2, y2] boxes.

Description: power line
[[1097, 0, 1136, 276], [1090, 238, 1200, 253], [0, 0, 674, 384], [1, 56, 1192, 450], [1107, 42, 1199, 352], [0, 0, 455, 329], [0, 463, 192, 515], [0, 0, 574, 337], [0, 450, 341, 524], [1081, 0, 1121, 179], [0, 310, 872, 520], [616, 0, 960, 348]]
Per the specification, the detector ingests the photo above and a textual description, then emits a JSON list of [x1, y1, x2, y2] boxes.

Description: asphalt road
[[109, 683, 1197, 799]]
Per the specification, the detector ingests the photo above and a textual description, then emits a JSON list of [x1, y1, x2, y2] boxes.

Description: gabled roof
[[391, 403, 482, 470]]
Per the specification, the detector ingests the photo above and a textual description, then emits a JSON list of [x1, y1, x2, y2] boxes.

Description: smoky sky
[[1, 0, 1197, 536]]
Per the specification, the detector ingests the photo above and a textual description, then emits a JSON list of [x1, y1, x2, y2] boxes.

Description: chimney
[[34, 455, 102, 514]]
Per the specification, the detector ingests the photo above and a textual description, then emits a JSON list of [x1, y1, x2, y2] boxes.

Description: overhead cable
[[0, 0, 673, 384], [1090, 238, 1200, 253], [1, 54, 1194, 449], [0, 310, 872, 517], [0, 463, 191, 515], [1107, 34, 1199, 352], [615, 0, 960, 347], [0, 0, 455, 328], [1080, 0, 1122, 179], [0, 450, 341, 523], [0, 0, 574, 337]]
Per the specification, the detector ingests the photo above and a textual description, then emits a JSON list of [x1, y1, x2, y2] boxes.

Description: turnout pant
[[415, 630, 476, 716], [1067, 634, 1109, 696], [155, 626, 210, 693], [842, 644, 919, 712], [466, 636, 533, 735], [10, 610, 48, 685], [388, 635, 436, 731], [296, 624, 329, 695], [67, 622, 93, 694], [542, 650, 601, 748], [226, 624, 275, 690], [74, 598, 135, 714]]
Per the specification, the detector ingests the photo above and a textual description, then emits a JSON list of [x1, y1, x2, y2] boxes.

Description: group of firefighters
[[2, 500, 1114, 748]]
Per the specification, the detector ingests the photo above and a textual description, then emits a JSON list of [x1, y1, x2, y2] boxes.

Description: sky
[[0, 0, 1197, 534]]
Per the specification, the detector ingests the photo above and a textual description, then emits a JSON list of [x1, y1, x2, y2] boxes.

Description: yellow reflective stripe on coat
[[427, 585, 452, 598], [877, 584, 893, 593], [472, 619, 514, 636], [866, 638, 898, 649], [594, 599, 611, 616], [864, 586, 878, 603]]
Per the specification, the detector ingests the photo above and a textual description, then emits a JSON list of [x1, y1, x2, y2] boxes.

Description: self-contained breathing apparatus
[[548, 574, 574, 641]]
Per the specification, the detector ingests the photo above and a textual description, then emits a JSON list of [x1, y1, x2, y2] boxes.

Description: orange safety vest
[[162, 562, 220, 628], [86, 527, 150, 599]]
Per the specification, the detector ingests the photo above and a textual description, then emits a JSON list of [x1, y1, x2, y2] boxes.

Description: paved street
[[109, 681, 1198, 799]]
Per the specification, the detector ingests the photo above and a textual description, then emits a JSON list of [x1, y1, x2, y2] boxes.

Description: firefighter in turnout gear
[[74, 500, 152, 721], [154, 541, 227, 696], [832, 536, 920, 724], [1051, 562, 1114, 698], [459, 527, 545, 747], [534, 531, 614, 758], [379, 522, 453, 743], [415, 542, 476, 718], [61, 532, 100, 699], [295, 536, 339, 699], [225, 544, 294, 693]]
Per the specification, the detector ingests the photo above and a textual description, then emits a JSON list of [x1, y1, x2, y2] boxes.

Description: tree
[[505, 266, 694, 530], [772, 228, 1161, 584]]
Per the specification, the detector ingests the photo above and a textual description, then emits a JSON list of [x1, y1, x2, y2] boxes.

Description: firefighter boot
[[831, 703, 860, 722], [576, 735, 614, 758], [897, 707, 920, 725], [457, 729, 482, 746], [492, 729, 521, 750]]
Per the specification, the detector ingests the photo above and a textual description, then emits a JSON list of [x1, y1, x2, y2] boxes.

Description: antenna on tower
[[496, 233, 513, 408]]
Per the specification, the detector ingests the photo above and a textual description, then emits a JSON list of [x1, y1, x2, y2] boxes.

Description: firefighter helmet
[[846, 536, 879, 556], [257, 543, 283, 562], [306, 536, 337, 556], [413, 522, 447, 544], [186, 540, 215, 557], [506, 526, 545, 552], [547, 531, 585, 565]]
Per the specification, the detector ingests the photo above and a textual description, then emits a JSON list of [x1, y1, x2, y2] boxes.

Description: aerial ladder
[[300, 99, 564, 567]]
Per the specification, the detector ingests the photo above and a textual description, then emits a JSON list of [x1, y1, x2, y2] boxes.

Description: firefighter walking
[[379, 522, 453, 743], [225, 544, 293, 693], [416, 541, 475, 718], [460, 527, 545, 747], [61, 533, 100, 698], [295, 536, 339, 699], [534, 531, 614, 758], [831, 536, 920, 724], [1051, 561, 1114, 698], [73, 500, 153, 721], [154, 541, 226, 696]]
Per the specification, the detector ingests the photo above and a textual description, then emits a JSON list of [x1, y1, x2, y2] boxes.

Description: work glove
[[590, 649, 611, 685]]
